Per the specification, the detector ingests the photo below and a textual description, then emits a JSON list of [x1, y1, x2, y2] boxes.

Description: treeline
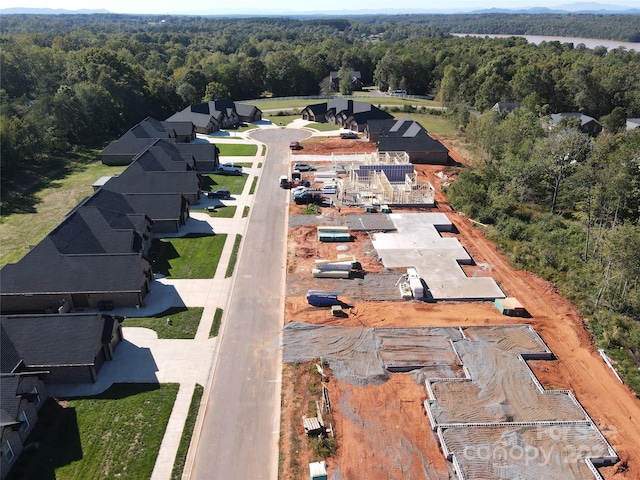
[[447, 110, 640, 391], [2, 15, 640, 188], [352, 13, 640, 43]]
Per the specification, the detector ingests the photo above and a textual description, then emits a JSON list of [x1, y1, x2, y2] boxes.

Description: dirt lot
[[280, 140, 640, 480]]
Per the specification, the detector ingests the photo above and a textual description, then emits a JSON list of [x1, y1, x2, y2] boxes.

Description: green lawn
[[7, 384, 178, 480], [0, 157, 124, 267], [149, 234, 227, 278], [263, 114, 299, 126], [249, 177, 258, 194], [200, 173, 248, 195], [123, 307, 203, 339], [216, 143, 258, 156], [201, 205, 237, 218], [394, 111, 457, 136], [306, 122, 340, 132]]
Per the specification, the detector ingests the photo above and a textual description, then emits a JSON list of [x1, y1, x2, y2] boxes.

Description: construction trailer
[[494, 297, 527, 317]]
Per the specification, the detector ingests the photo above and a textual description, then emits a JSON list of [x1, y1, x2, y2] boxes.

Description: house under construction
[[331, 152, 435, 207]]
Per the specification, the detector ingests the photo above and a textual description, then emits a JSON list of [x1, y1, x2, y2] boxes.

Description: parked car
[[294, 192, 324, 205], [293, 163, 315, 172], [292, 186, 312, 196], [340, 131, 358, 139], [207, 189, 231, 199], [290, 141, 301, 150], [218, 162, 242, 174], [280, 175, 291, 189]]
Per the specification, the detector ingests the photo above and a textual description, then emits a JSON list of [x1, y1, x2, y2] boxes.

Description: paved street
[[189, 126, 310, 479]]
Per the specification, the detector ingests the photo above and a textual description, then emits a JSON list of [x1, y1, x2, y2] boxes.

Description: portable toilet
[[309, 461, 328, 480]]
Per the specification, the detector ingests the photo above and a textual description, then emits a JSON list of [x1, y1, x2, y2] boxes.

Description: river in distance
[[451, 33, 639, 51]]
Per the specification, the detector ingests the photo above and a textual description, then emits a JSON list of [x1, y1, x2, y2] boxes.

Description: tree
[[338, 66, 353, 95], [533, 129, 592, 214], [204, 82, 231, 102]]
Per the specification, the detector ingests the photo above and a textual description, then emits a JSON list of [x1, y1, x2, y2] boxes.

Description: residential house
[[550, 112, 603, 136], [626, 118, 640, 131], [0, 311, 123, 478], [167, 99, 262, 134], [329, 71, 363, 92], [491, 102, 521, 114], [100, 135, 158, 166], [234, 103, 263, 123], [121, 193, 190, 234], [364, 118, 397, 143], [376, 117, 450, 164], [1, 313, 123, 384], [1, 374, 47, 480], [302, 99, 393, 132], [301, 103, 329, 122], [0, 237, 152, 314], [50, 206, 152, 257], [102, 161, 201, 205], [81, 188, 188, 235]]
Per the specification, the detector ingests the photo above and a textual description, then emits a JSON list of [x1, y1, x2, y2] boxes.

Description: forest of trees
[[1, 14, 639, 390], [2, 14, 639, 180], [447, 109, 640, 390]]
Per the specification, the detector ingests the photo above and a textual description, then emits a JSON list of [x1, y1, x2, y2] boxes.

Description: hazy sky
[[5, 0, 640, 15]]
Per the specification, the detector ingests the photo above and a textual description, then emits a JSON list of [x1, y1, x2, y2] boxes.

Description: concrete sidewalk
[[47, 153, 264, 480]]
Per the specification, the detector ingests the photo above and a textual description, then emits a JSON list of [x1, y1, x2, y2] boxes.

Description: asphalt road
[[190, 127, 310, 480]]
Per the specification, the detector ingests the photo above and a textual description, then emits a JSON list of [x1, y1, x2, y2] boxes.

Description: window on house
[[2, 441, 14, 463], [30, 386, 41, 407], [19, 411, 30, 433]]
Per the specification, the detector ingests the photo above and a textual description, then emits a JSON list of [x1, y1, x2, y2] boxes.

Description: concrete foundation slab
[[371, 213, 504, 301]]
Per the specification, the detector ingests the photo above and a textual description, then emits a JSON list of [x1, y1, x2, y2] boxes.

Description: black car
[[207, 189, 231, 199], [340, 131, 358, 139], [294, 192, 324, 205]]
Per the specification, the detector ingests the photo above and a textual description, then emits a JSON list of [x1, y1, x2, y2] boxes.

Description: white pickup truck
[[218, 162, 242, 174]]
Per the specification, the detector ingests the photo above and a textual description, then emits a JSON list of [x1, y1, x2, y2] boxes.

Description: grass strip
[[225, 234, 242, 278], [209, 308, 223, 338], [170, 384, 204, 480], [242, 206, 250, 218], [123, 307, 203, 339], [249, 176, 258, 194]]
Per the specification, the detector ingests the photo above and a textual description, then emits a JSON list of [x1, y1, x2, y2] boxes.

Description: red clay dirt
[[280, 140, 640, 480]]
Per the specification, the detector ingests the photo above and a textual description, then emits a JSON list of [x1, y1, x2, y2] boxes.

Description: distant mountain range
[[1, 3, 639, 15], [1, 7, 110, 14]]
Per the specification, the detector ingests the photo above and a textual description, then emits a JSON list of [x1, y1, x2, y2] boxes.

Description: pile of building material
[[317, 226, 351, 242], [312, 255, 361, 279]]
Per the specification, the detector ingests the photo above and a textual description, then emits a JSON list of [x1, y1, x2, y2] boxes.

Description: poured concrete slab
[[371, 213, 504, 301]]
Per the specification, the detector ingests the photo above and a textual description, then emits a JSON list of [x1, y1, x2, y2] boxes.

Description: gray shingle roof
[[123, 193, 186, 221], [0, 239, 146, 295], [1, 326, 22, 374], [103, 164, 199, 196], [377, 118, 448, 153], [0, 375, 21, 426], [49, 207, 140, 255], [0, 313, 113, 367], [100, 135, 158, 157]]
